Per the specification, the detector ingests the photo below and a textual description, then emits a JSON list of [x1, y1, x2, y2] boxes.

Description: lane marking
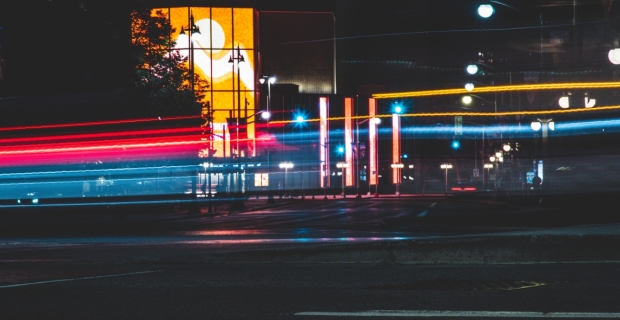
[[0, 270, 163, 289], [429, 202, 437, 207], [417, 210, 428, 217], [295, 310, 620, 318]]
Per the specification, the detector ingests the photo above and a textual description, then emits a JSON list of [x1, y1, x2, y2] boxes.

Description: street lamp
[[180, 12, 200, 93], [484, 163, 494, 188], [294, 110, 307, 199], [440, 163, 453, 194], [279, 162, 294, 198], [531, 118, 554, 186], [489, 152, 504, 190], [229, 45, 245, 198], [477, 4, 494, 18], [336, 162, 350, 198], [391, 163, 404, 196], [260, 75, 276, 204]]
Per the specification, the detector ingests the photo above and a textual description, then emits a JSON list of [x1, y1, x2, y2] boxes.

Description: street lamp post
[[440, 163, 453, 195], [531, 118, 554, 187], [295, 114, 306, 199], [260, 76, 276, 204], [489, 152, 504, 190], [484, 163, 494, 189], [355, 117, 375, 198], [279, 162, 294, 198], [229, 45, 245, 198], [391, 163, 404, 196], [336, 162, 350, 198], [202, 162, 213, 212], [180, 11, 200, 93]]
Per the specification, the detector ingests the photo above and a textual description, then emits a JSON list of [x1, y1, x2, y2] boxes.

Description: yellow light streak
[[372, 81, 620, 99], [269, 104, 620, 124]]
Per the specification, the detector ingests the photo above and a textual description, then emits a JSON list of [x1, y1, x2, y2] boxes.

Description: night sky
[[0, 0, 618, 96]]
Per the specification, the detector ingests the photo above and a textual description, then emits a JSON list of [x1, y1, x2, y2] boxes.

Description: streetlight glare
[[261, 111, 271, 120], [465, 82, 475, 92], [531, 121, 542, 131], [394, 105, 402, 114], [462, 95, 473, 105], [296, 115, 305, 123], [478, 4, 494, 18], [269, 76, 276, 84], [337, 146, 345, 154], [371, 118, 381, 125], [466, 64, 478, 75]]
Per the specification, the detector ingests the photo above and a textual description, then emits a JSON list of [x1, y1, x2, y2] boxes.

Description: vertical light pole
[[295, 114, 306, 199], [355, 118, 371, 199], [181, 11, 200, 214], [279, 162, 294, 198], [531, 118, 554, 186], [229, 45, 245, 195], [484, 163, 494, 189], [440, 163, 453, 194], [260, 76, 276, 204], [489, 152, 504, 190], [336, 161, 350, 198], [180, 11, 200, 93], [391, 163, 404, 196]]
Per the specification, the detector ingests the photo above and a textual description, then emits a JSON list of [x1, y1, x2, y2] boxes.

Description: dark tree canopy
[[130, 8, 210, 116]]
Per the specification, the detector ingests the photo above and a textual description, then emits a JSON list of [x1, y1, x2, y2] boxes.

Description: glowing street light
[[531, 118, 554, 186], [336, 162, 350, 198], [465, 82, 475, 92], [391, 163, 404, 196], [279, 162, 294, 198], [462, 95, 473, 105], [440, 163, 453, 194], [466, 64, 479, 75], [478, 4, 495, 18], [260, 75, 276, 204]]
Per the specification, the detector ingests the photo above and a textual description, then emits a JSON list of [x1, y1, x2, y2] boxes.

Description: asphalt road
[[2, 196, 620, 319], [2, 262, 620, 319]]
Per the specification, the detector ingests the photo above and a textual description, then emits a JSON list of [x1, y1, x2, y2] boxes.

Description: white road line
[[417, 210, 428, 217], [429, 202, 437, 207], [295, 310, 620, 318], [0, 270, 163, 289]]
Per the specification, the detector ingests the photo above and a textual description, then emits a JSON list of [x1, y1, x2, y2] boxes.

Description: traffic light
[[451, 140, 461, 150]]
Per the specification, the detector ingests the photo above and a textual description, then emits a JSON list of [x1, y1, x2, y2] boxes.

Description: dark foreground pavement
[[2, 194, 620, 318]]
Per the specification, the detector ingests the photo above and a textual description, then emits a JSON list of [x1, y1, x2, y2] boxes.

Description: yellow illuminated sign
[[150, 7, 255, 158]]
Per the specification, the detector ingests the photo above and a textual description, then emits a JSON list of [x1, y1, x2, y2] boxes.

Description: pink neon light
[[319, 97, 329, 188], [369, 98, 377, 186], [392, 114, 401, 184], [344, 97, 353, 187]]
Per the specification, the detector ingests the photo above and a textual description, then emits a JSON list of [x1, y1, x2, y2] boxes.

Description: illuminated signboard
[[149, 7, 255, 158]]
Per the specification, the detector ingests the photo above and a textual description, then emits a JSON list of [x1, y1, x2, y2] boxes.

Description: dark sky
[[0, 0, 618, 96]]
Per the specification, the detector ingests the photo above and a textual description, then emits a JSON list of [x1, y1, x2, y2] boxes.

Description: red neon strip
[[0, 115, 200, 132], [0, 127, 202, 145]]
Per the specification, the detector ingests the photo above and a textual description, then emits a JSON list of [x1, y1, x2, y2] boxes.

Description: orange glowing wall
[[369, 98, 378, 186], [344, 97, 353, 187], [320, 97, 330, 188], [392, 114, 401, 184], [148, 7, 256, 158]]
